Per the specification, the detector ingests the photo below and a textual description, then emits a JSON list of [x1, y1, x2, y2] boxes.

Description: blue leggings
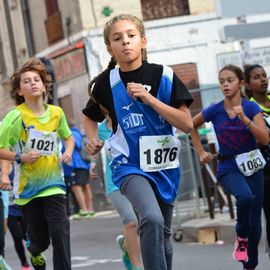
[[218, 169, 264, 269]]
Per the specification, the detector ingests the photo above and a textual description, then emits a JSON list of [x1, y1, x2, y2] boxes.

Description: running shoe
[[0, 256, 11, 270], [233, 236, 248, 262], [21, 263, 31, 270], [21, 265, 31, 270], [0, 255, 12, 270], [116, 234, 133, 270], [30, 254, 46, 270], [73, 210, 94, 220]]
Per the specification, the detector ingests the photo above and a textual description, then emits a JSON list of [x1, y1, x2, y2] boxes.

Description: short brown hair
[[10, 58, 52, 105]]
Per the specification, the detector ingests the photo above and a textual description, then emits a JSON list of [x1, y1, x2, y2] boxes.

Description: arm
[[62, 135, 74, 164], [83, 115, 104, 155], [126, 82, 193, 133], [0, 148, 40, 164], [233, 106, 269, 145], [147, 100, 193, 133], [0, 160, 12, 190], [190, 112, 213, 164]]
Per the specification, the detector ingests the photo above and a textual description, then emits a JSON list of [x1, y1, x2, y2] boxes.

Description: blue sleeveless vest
[[107, 66, 181, 203]]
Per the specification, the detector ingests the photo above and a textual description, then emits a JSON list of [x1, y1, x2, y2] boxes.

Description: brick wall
[[188, 0, 215, 15], [171, 63, 202, 116]]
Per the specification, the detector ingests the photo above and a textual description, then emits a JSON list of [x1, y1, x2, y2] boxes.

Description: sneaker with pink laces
[[233, 236, 248, 262]]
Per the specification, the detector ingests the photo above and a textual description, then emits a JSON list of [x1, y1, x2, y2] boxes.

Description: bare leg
[[124, 221, 142, 269], [82, 184, 94, 212], [71, 185, 87, 211]]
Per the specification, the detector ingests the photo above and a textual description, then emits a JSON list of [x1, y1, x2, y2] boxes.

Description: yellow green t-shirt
[[0, 103, 71, 205]]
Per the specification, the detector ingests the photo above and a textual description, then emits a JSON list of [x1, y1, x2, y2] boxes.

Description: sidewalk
[[172, 198, 236, 244]]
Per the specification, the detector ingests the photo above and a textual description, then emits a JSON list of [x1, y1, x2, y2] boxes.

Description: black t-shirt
[[82, 61, 193, 133]]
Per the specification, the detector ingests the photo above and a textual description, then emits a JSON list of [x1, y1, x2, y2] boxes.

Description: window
[[44, 0, 64, 45], [141, 0, 190, 21]]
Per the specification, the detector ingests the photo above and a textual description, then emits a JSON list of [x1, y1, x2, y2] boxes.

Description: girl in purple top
[[191, 65, 269, 270]]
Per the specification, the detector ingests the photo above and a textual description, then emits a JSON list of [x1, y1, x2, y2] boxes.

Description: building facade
[[0, 0, 270, 123]]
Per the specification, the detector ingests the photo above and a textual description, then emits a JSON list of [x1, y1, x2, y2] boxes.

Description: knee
[[125, 220, 138, 231], [141, 213, 164, 229], [237, 194, 254, 206]]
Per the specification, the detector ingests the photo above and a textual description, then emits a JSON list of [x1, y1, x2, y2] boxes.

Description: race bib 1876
[[139, 135, 180, 172]]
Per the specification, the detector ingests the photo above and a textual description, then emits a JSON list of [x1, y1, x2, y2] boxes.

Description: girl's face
[[218, 69, 243, 98], [107, 20, 146, 71], [18, 71, 45, 100], [246, 67, 268, 94]]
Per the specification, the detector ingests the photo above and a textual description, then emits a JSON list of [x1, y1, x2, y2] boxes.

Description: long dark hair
[[244, 64, 264, 99]]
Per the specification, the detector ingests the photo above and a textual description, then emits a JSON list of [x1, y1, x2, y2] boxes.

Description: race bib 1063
[[139, 135, 180, 172], [235, 149, 266, 176]]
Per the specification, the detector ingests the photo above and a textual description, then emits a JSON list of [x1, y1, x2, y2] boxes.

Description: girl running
[[244, 64, 270, 258], [83, 14, 193, 270], [191, 64, 268, 270]]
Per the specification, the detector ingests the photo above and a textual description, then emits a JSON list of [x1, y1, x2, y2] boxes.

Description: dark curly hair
[[10, 58, 52, 105]]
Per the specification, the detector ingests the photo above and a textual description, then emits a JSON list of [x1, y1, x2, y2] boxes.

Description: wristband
[[14, 152, 22, 164], [246, 120, 253, 129]]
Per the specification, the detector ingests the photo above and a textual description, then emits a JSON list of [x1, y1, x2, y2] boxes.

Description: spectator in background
[[63, 119, 95, 219]]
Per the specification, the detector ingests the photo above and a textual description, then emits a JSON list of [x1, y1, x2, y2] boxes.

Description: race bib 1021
[[25, 129, 58, 156]]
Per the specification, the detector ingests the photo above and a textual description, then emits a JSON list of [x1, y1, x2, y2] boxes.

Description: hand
[[87, 139, 104, 155], [22, 150, 41, 164], [0, 175, 11, 191], [126, 82, 153, 105], [199, 151, 213, 164], [233, 105, 245, 120], [61, 151, 72, 165], [90, 162, 98, 180]]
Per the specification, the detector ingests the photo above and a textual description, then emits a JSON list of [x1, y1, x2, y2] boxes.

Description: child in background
[[83, 14, 193, 270], [90, 118, 142, 270], [62, 119, 94, 219], [0, 189, 12, 270], [3, 162, 31, 270], [0, 58, 74, 270], [191, 65, 268, 270]]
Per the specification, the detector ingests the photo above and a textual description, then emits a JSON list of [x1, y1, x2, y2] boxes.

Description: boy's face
[[18, 71, 45, 100], [107, 19, 146, 71]]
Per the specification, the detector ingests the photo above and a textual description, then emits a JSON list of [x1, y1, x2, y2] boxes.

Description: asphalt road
[[4, 210, 269, 269]]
